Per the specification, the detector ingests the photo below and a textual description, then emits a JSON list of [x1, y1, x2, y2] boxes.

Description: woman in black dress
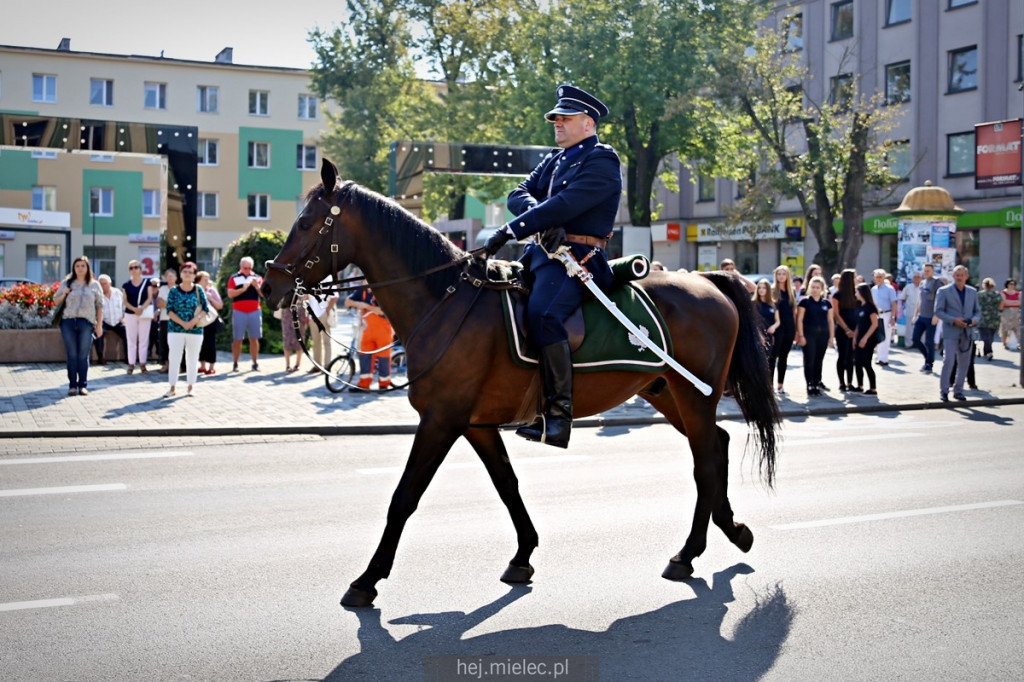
[[796, 276, 835, 397], [770, 265, 798, 395], [831, 269, 859, 391], [853, 282, 881, 395], [753, 278, 780, 371]]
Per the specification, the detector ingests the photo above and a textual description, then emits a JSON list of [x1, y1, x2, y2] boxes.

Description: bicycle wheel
[[389, 350, 408, 389], [325, 354, 356, 393]]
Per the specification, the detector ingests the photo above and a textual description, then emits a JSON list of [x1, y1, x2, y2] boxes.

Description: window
[[83, 246, 116, 280], [197, 85, 219, 113], [31, 186, 57, 211], [143, 190, 161, 218], [298, 94, 318, 119], [785, 13, 803, 52], [887, 140, 911, 180], [247, 194, 270, 220], [697, 175, 715, 202], [249, 90, 269, 116], [946, 131, 975, 176], [736, 169, 756, 199], [735, 242, 759, 275], [948, 46, 977, 93], [144, 82, 167, 110], [830, 1, 853, 41], [195, 248, 221, 275], [885, 61, 911, 104], [198, 139, 219, 166], [197, 192, 219, 218], [32, 74, 57, 103], [89, 188, 114, 217], [885, 0, 911, 26], [1017, 34, 1023, 83], [248, 141, 270, 168], [948, 0, 977, 8], [26, 244, 62, 282], [829, 73, 854, 109], [297, 144, 317, 170], [90, 78, 114, 106]]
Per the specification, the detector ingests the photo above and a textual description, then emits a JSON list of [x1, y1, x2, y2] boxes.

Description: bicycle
[[325, 342, 407, 393]]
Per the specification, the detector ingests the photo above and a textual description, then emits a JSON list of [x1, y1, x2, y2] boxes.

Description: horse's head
[[262, 158, 354, 308]]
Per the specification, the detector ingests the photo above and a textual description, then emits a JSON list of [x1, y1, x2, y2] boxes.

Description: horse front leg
[[663, 416, 725, 581], [464, 427, 539, 584], [709, 426, 754, 553], [341, 418, 463, 608]]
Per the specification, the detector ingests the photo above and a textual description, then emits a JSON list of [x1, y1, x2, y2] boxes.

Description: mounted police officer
[[484, 84, 622, 448]]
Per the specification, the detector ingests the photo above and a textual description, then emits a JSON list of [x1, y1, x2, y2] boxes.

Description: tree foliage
[[714, 23, 905, 275], [310, 0, 763, 226]]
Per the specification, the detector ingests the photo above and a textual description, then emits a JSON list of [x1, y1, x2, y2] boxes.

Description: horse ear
[[321, 158, 339, 191]]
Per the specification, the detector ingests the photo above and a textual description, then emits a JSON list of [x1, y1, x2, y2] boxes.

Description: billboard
[[975, 119, 1022, 190]]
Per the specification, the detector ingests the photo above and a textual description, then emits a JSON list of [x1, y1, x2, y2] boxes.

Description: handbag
[[874, 324, 886, 343], [139, 304, 155, 320], [50, 299, 66, 327], [197, 308, 219, 328]]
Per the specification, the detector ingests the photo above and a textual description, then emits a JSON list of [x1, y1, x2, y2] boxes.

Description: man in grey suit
[[934, 265, 980, 401]]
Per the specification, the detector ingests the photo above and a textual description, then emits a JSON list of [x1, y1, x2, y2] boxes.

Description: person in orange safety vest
[[344, 286, 393, 392]]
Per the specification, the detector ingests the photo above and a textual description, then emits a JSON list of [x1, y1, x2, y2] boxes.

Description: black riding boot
[[516, 340, 573, 448]]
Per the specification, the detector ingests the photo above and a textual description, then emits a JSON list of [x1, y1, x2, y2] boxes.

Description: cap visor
[[544, 106, 585, 121]]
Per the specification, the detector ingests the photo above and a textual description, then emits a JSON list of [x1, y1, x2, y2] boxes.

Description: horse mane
[[309, 182, 469, 299]]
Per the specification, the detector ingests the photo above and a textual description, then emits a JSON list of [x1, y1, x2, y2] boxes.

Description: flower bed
[[0, 282, 59, 330]]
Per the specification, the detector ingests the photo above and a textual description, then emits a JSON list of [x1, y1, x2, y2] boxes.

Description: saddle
[[494, 254, 674, 374]]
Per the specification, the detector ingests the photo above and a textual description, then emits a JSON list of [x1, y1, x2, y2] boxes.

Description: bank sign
[[975, 119, 1022, 190]]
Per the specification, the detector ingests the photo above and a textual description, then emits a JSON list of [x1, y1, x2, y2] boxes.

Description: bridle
[[263, 180, 513, 392]]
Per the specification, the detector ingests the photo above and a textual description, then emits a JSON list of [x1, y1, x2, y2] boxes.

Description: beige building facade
[[0, 41, 327, 283]]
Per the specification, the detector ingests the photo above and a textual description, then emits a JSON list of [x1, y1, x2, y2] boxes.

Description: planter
[[0, 328, 66, 363], [0, 328, 124, 363]]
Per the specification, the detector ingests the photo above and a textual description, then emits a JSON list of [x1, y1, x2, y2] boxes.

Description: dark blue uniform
[[508, 135, 621, 346]]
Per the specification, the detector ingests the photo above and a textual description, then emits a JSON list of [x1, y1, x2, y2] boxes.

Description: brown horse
[[262, 159, 781, 608]]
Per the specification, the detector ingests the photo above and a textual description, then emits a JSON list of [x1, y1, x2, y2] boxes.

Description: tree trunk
[[839, 113, 870, 272], [804, 120, 839, 276]]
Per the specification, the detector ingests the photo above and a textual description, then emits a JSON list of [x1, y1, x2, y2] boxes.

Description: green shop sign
[[837, 205, 1022, 234]]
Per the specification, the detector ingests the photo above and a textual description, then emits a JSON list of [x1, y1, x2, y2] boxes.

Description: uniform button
[[519, 221, 526, 227], [562, 180, 567, 185]]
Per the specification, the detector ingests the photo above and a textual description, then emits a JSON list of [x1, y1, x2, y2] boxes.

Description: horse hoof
[[661, 560, 694, 582], [500, 563, 535, 584], [340, 585, 377, 608], [734, 524, 754, 553]]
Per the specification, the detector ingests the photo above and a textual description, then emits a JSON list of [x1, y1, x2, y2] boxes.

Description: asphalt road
[[2, 407, 1022, 681]]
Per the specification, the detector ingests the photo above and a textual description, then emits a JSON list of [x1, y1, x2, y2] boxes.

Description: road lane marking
[[771, 500, 1024, 530], [0, 483, 128, 498], [0, 593, 119, 613], [0, 451, 194, 466], [784, 432, 922, 446], [358, 454, 590, 475]]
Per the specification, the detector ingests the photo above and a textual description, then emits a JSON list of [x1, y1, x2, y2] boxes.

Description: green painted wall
[[82, 169, 142, 236], [237, 127, 303, 200], [0, 150, 38, 190]]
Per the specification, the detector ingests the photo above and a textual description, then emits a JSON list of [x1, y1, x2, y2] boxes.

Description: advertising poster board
[[697, 245, 717, 272]]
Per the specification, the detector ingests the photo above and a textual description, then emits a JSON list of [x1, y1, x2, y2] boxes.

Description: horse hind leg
[[464, 427, 539, 584], [659, 399, 727, 582], [710, 425, 754, 553]]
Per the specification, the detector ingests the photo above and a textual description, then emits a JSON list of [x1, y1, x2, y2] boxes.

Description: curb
[[3, 396, 1022, 440]]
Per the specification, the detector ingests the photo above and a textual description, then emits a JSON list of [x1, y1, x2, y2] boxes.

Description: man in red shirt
[[227, 256, 264, 371]]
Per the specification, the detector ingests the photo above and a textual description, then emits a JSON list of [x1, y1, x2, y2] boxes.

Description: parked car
[[0, 277, 39, 290]]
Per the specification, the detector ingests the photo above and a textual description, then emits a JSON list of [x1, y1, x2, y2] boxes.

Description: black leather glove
[[483, 228, 513, 257], [541, 226, 566, 252]]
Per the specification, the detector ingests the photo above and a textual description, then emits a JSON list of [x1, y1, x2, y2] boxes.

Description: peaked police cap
[[544, 84, 609, 122]]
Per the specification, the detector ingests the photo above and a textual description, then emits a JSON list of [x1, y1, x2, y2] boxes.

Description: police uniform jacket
[[506, 135, 621, 287]]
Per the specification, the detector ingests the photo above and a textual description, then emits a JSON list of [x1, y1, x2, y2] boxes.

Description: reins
[[266, 181, 520, 393]]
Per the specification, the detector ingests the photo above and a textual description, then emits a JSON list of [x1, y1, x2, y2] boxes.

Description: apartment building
[[0, 40, 326, 282], [652, 0, 1022, 283]]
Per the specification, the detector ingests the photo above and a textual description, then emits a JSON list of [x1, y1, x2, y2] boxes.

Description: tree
[[714, 22, 905, 275], [520, 0, 760, 227]]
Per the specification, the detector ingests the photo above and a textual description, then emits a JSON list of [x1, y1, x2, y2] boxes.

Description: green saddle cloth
[[501, 280, 674, 373]]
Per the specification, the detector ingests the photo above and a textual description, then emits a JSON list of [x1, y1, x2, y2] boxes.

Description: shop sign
[[975, 119, 1022, 190]]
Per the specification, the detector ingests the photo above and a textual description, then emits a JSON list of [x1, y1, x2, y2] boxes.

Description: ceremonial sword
[[552, 249, 714, 397]]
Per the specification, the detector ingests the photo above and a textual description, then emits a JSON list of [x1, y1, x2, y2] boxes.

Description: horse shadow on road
[[320, 563, 794, 682]]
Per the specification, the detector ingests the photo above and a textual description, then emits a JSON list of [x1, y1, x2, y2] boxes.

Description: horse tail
[[701, 272, 781, 488]]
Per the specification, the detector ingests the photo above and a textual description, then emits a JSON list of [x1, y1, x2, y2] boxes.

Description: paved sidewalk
[[2, 342, 1022, 443]]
